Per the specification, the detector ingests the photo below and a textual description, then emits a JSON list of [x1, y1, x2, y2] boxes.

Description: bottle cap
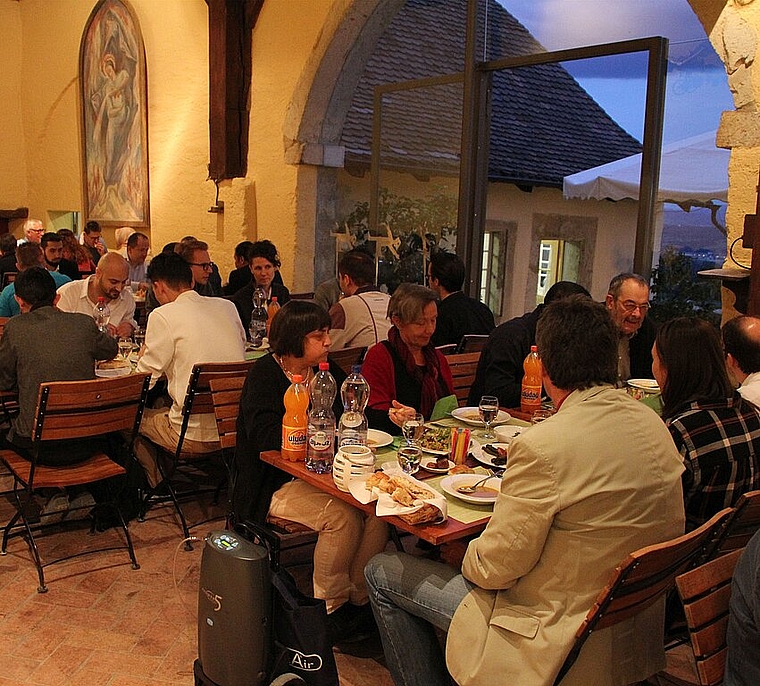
[[319, 362, 329, 371], [291, 374, 304, 383], [530, 345, 538, 352], [272, 296, 278, 303], [351, 364, 362, 374]]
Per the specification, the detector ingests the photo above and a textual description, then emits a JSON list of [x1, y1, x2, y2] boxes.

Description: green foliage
[[649, 246, 721, 326]]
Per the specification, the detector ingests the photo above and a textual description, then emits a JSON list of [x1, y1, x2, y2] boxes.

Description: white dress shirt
[[56, 276, 137, 330], [739, 371, 760, 407], [137, 289, 246, 442]]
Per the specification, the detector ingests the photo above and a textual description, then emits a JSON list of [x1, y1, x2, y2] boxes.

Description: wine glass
[[479, 395, 499, 440], [117, 336, 133, 361], [401, 413, 424, 447]]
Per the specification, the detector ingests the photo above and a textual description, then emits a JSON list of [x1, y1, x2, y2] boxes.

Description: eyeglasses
[[189, 262, 215, 271], [28, 229, 44, 234], [619, 300, 650, 314]]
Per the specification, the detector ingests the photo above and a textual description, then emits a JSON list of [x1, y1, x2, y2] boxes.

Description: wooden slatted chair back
[[552, 508, 734, 686], [674, 548, 742, 686], [446, 351, 481, 406], [712, 490, 760, 556], [32, 372, 151, 443], [175, 360, 255, 456], [456, 334, 489, 353], [328, 346, 367, 376], [208, 375, 246, 451]]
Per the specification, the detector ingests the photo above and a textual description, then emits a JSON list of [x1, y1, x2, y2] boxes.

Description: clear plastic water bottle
[[338, 365, 369, 447], [249, 287, 268, 347], [93, 297, 111, 334], [306, 361, 337, 473]]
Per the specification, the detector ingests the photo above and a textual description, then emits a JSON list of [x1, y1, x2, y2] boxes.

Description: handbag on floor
[[236, 521, 339, 686]]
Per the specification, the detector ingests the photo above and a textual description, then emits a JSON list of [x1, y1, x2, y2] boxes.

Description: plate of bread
[[95, 358, 131, 377]]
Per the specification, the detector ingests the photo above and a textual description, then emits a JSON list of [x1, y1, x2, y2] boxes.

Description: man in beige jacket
[[365, 295, 685, 686]]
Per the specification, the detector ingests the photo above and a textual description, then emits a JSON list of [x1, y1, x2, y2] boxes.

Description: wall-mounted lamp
[[208, 177, 224, 214]]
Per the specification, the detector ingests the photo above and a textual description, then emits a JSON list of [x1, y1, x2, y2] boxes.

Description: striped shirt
[[667, 394, 760, 531]]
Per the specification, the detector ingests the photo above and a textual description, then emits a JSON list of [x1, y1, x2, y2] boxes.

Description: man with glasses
[[176, 238, 222, 297], [17, 218, 44, 246], [605, 272, 656, 384]]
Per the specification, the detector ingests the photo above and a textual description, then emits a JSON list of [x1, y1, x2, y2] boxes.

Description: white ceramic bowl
[[495, 425, 526, 444]]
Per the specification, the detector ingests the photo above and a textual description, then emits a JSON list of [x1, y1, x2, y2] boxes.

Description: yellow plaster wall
[[245, 0, 337, 291], [0, 1, 28, 209]]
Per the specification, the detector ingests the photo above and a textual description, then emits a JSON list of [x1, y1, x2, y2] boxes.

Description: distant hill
[[660, 204, 725, 262]]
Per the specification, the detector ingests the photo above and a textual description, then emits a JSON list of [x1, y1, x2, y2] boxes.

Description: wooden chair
[[456, 334, 489, 353], [289, 291, 315, 300], [446, 351, 481, 406], [328, 345, 367, 376], [208, 375, 318, 551], [667, 548, 743, 686], [2, 272, 16, 288], [709, 490, 760, 557], [552, 508, 734, 686], [435, 343, 458, 355], [0, 373, 151, 592], [140, 360, 255, 542]]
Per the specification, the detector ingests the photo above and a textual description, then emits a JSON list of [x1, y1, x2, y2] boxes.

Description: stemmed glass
[[479, 395, 499, 441], [132, 327, 146, 350], [401, 413, 424, 447]]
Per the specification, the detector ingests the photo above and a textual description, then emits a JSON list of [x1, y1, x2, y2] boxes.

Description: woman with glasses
[[233, 300, 387, 643], [229, 240, 290, 333], [652, 317, 760, 531]]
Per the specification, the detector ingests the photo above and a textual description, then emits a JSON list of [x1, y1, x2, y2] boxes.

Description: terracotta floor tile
[[0, 654, 42, 683], [27, 642, 92, 684]]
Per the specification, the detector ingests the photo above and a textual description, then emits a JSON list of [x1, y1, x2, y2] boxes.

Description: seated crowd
[[2, 221, 760, 684]]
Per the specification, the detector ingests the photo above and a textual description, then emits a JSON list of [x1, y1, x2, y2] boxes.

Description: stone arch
[[284, 0, 405, 287]]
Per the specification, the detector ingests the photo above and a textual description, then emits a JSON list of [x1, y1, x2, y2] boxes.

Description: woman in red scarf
[[362, 283, 454, 434]]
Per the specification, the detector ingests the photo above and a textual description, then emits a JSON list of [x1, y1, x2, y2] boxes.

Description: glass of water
[[479, 395, 499, 440], [401, 413, 424, 447], [118, 336, 133, 361], [397, 445, 422, 475], [133, 327, 146, 350]]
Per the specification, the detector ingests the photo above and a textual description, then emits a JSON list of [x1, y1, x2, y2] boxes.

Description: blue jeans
[[364, 552, 473, 686]]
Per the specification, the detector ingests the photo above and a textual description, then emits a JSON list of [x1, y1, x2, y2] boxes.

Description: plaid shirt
[[667, 394, 760, 531]]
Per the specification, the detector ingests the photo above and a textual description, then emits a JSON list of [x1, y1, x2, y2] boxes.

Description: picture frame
[[79, 0, 150, 227]]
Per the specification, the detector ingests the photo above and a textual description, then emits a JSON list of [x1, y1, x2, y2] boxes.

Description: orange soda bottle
[[282, 374, 309, 461], [520, 345, 543, 414], [266, 296, 280, 336]]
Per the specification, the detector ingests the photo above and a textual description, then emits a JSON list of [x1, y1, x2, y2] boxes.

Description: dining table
[[260, 409, 530, 546]]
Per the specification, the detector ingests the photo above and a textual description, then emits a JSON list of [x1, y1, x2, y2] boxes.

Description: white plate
[[420, 458, 455, 474], [367, 429, 393, 449], [627, 378, 659, 391], [451, 406, 511, 426], [495, 425, 526, 443], [473, 442, 509, 469], [440, 474, 500, 504], [95, 365, 131, 378]]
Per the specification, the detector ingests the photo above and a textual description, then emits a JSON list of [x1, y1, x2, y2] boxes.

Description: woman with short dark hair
[[233, 300, 387, 641], [362, 283, 454, 434], [653, 316, 760, 530]]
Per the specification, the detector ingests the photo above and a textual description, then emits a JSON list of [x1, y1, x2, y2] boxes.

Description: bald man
[[723, 315, 760, 407], [56, 252, 137, 337]]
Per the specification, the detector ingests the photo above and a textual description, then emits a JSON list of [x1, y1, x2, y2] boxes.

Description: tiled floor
[[0, 487, 393, 686]]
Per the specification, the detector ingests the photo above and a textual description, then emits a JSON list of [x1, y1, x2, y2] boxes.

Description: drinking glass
[[401, 413, 424, 447], [397, 446, 422, 475], [479, 395, 499, 440], [531, 409, 554, 425], [133, 327, 146, 349], [118, 336, 133, 361]]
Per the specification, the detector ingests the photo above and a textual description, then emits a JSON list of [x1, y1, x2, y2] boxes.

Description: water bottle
[[306, 362, 337, 473], [337, 365, 369, 447], [93, 297, 111, 334], [249, 287, 268, 347]]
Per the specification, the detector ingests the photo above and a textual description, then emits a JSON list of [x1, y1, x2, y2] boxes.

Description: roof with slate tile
[[341, 0, 642, 188]]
